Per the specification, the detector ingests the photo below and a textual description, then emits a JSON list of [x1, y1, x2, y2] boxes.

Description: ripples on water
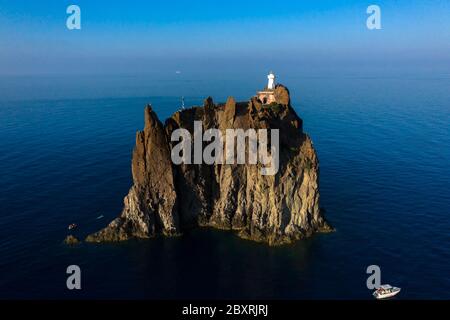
[[0, 75, 448, 299]]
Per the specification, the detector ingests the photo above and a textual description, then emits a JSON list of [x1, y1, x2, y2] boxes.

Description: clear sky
[[0, 0, 449, 75]]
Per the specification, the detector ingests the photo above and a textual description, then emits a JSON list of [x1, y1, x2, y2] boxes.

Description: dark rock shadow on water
[[56, 228, 325, 299]]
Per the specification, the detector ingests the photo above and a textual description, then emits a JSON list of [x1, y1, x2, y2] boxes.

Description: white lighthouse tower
[[267, 71, 275, 90], [256, 71, 277, 104]]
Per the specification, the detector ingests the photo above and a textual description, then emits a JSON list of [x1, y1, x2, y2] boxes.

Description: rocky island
[[86, 74, 332, 246]]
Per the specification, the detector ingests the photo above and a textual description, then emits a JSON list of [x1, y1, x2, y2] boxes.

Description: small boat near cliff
[[68, 223, 77, 230], [373, 285, 401, 299]]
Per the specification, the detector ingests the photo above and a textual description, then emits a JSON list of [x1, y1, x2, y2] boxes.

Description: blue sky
[[0, 0, 449, 75]]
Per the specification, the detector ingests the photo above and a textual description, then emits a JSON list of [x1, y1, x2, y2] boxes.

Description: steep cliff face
[[86, 85, 332, 245]]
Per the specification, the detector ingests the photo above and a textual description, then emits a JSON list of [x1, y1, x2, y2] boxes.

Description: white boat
[[373, 284, 401, 299]]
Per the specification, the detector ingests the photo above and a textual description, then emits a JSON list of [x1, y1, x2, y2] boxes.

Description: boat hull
[[373, 288, 401, 299]]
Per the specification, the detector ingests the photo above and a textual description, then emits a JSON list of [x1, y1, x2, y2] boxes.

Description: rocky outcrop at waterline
[[64, 235, 80, 245], [86, 85, 332, 245]]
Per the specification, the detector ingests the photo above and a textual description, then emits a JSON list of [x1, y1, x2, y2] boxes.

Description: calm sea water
[[0, 74, 449, 299]]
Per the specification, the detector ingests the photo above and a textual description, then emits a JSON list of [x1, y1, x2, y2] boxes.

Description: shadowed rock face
[[86, 85, 332, 245]]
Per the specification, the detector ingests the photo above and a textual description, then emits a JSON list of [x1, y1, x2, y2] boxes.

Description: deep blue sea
[[0, 73, 449, 299]]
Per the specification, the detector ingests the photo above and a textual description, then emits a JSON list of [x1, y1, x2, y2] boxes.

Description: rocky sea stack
[[86, 84, 332, 245]]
